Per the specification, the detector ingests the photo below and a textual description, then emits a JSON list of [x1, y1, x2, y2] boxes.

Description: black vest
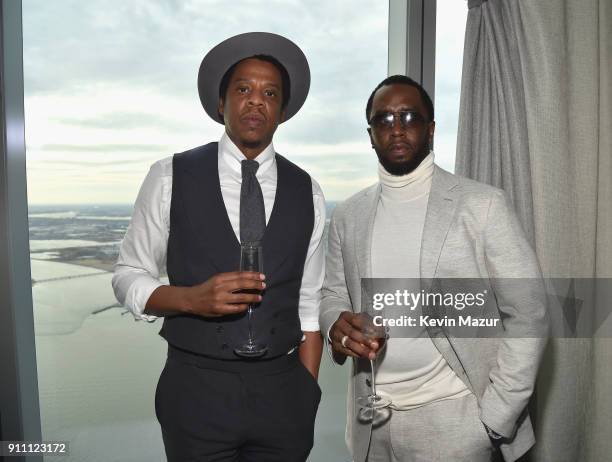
[[160, 142, 315, 359]]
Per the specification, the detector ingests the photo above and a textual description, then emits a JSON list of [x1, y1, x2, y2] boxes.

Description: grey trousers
[[366, 394, 501, 462]]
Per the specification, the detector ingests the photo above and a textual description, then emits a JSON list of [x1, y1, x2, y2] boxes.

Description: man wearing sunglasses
[[320, 75, 548, 462]]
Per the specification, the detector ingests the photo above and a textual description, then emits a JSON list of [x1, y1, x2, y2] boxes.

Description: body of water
[[29, 203, 349, 462]]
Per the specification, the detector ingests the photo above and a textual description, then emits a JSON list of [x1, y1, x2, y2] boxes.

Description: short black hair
[[365, 75, 434, 123], [218, 54, 291, 113]]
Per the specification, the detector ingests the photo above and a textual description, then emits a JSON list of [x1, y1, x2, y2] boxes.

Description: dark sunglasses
[[369, 111, 429, 130]]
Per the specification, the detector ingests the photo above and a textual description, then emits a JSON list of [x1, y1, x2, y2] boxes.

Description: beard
[[376, 138, 431, 176]]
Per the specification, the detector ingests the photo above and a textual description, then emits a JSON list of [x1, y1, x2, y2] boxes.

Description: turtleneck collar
[[378, 151, 435, 201]]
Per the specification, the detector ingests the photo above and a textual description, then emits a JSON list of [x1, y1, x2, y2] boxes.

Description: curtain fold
[[456, 0, 535, 246], [455, 0, 612, 460]]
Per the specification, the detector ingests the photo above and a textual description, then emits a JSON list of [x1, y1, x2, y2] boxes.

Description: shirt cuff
[[300, 320, 320, 332], [125, 277, 165, 322]]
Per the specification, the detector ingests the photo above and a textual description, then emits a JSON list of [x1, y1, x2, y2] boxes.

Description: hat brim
[[198, 32, 310, 124]]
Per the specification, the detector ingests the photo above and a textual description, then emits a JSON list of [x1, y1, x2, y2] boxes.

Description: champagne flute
[[234, 243, 267, 358], [356, 312, 391, 410]]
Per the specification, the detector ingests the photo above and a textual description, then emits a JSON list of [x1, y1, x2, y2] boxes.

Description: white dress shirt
[[112, 133, 325, 331]]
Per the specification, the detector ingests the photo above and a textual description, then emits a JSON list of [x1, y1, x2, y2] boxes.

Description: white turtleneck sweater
[[372, 152, 471, 410]]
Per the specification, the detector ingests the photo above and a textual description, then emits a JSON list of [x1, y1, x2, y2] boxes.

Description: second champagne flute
[[356, 312, 391, 410]]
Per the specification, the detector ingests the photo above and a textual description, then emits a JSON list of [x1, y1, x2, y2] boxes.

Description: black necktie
[[240, 159, 266, 245]]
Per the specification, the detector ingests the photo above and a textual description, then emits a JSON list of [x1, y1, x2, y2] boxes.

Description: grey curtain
[[455, 0, 612, 461], [456, 0, 535, 245]]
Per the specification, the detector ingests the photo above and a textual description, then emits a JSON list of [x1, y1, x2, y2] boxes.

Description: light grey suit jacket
[[320, 166, 549, 462]]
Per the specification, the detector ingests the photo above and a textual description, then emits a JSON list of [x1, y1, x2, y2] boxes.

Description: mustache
[[387, 141, 415, 150], [240, 110, 265, 121]]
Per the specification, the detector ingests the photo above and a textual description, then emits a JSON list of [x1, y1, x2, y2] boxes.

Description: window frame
[[0, 0, 43, 459], [388, 0, 437, 104]]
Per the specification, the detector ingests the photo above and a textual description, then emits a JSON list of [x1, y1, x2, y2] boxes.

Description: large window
[[22, 1, 388, 460]]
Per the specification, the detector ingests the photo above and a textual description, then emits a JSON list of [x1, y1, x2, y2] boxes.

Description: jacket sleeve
[[319, 205, 353, 365]]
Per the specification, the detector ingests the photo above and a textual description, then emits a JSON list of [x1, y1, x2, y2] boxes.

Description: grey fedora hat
[[198, 32, 310, 124]]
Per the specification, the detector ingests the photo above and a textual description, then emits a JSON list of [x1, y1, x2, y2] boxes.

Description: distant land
[[28, 202, 338, 275]]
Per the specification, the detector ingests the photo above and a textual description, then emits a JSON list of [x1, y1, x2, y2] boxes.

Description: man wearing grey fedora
[[113, 32, 324, 461], [320, 75, 548, 461]]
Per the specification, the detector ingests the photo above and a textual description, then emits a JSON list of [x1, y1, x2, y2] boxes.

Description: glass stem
[[247, 305, 254, 344], [370, 359, 377, 397]]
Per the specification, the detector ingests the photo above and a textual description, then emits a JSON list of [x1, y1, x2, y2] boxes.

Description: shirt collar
[[219, 132, 275, 177]]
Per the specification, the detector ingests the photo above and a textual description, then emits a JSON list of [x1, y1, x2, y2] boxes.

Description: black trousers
[[155, 345, 321, 462]]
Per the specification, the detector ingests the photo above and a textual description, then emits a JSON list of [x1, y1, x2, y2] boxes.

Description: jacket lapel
[[420, 166, 459, 282], [419, 167, 474, 391]]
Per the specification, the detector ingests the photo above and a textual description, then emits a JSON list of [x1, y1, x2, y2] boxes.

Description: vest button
[[221, 343, 228, 350], [273, 312, 280, 318], [270, 328, 276, 335], [216, 326, 224, 333]]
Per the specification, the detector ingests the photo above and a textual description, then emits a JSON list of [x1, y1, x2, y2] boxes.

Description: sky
[[22, 0, 467, 204]]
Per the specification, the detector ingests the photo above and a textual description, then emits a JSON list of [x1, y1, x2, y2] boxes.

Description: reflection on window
[[23, 1, 388, 460], [434, 0, 468, 172]]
